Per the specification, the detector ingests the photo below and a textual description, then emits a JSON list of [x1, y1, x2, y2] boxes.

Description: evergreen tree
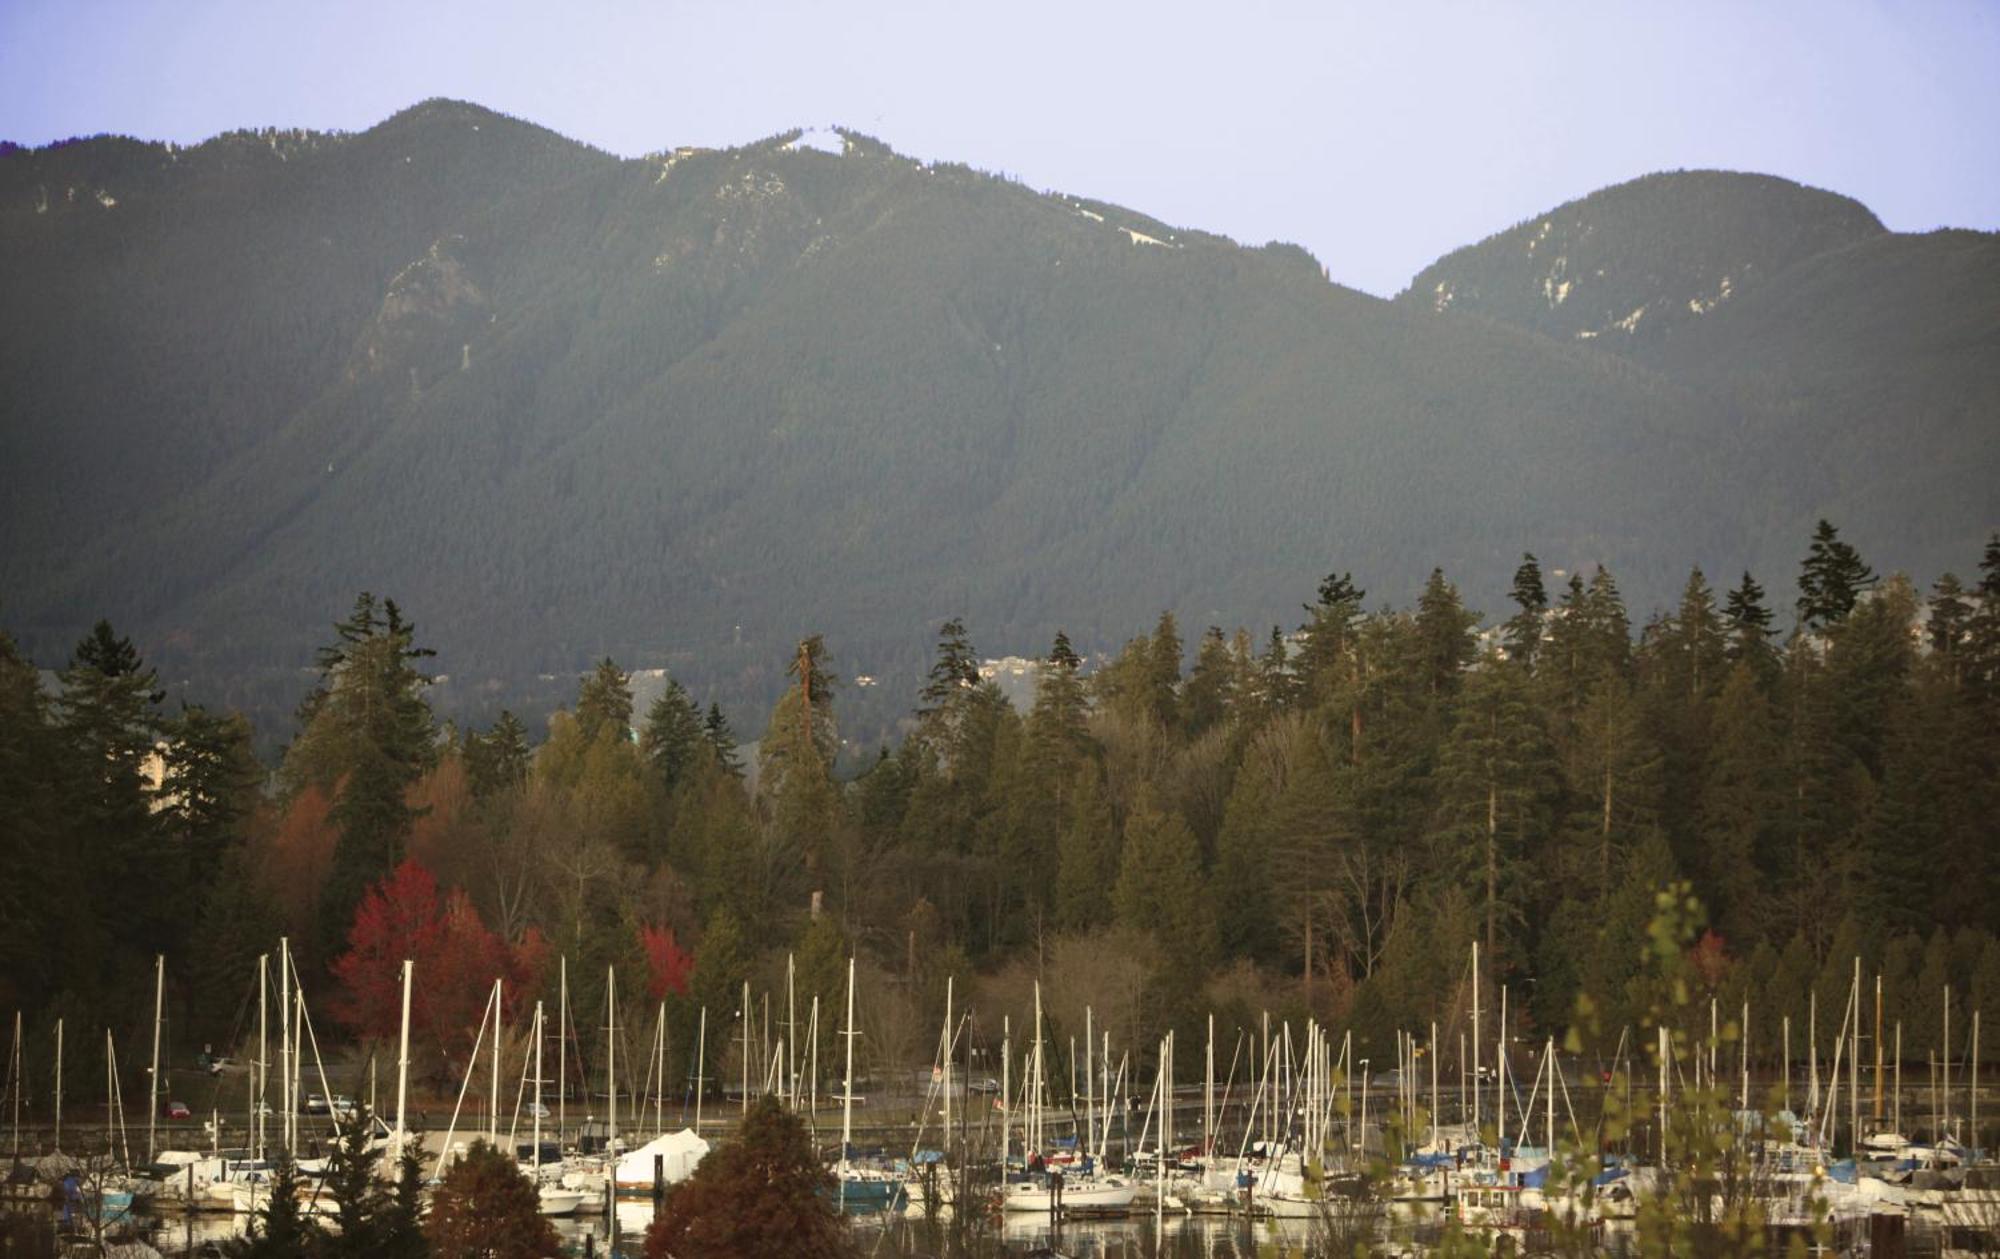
[[1557, 676, 1662, 899], [424, 1139, 558, 1259], [1145, 610, 1184, 732], [1181, 626, 1235, 738], [917, 617, 979, 720], [224, 1150, 316, 1258], [58, 620, 167, 965], [290, 594, 438, 964], [1661, 567, 1727, 701], [1965, 533, 2000, 698], [465, 709, 530, 799], [1699, 663, 1783, 948], [1296, 571, 1366, 703], [640, 680, 707, 795], [575, 657, 634, 745], [1257, 625, 1300, 715], [1413, 568, 1478, 698], [704, 703, 743, 777], [1431, 653, 1551, 962], [1796, 519, 1876, 629], [1112, 792, 1218, 971], [379, 1144, 428, 1259], [1211, 752, 1280, 961], [1502, 553, 1548, 670], [1722, 570, 1778, 676], [645, 1096, 852, 1259], [318, 1109, 390, 1257], [1053, 766, 1118, 932]]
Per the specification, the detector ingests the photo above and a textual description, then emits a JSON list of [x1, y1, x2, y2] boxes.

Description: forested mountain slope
[[2, 105, 1992, 739]]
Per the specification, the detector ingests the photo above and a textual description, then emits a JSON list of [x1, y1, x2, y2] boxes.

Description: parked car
[[162, 1100, 191, 1120], [304, 1094, 330, 1115], [968, 1077, 1002, 1095], [526, 1102, 550, 1120]]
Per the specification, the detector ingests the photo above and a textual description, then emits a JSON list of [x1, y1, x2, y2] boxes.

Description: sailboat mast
[[694, 1006, 706, 1135], [533, 1000, 544, 1175], [395, 959, 412, 1160], [254, 956, 266, 1159], [1205, 1013, 1214, 1160], [557, 956, 567, 1141], [1741, 999, 1750, 1113], [279, 937, 291, 1153], [607, 966, 618, 1162], [148, 953, 163, 1164], [9, 1010, 19, 1161], [1472, 941, 1481, 1137], [942, 976, 953, 1138], [1873, 973, 1884, 1123], [841, 957, 856, 1164], [53, 1018, 62, 1154], [1084, 1006, 1094, 1157], [489, 979, 502, 1144]]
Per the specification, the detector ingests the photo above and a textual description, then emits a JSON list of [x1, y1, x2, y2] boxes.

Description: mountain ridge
[[2, 102, 1991, 745]]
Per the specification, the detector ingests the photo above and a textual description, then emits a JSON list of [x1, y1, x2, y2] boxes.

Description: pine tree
[[57, 620, 167, 964], [704, 703, 743, 777], [917, 617, 979, 720], [1257, 625, 1300, 715], [644, 1096, 851, 1259], [1966, 533, 2000, 698], [1296, 571, 1366, 703], [379, 1144, 428, 1259], [1431, 653, 1551, 962], [1558, 676, 1662, 900], [1211, 752, 1280, 961], [160, 703, 262, 879], [290, 594, 438, 964], [224, 1150, 316, 1257], [317, 1109, 390, 1257], [1053, 766, 1117, 932], [640, 680, 707, 795], [466, 709, 530, 799], [1181, 626, 1235, 738], [1112, 792, 1216, 963], [1699, 663, 1783, 948], [1722, 570, 1778, 677], [424, 1139, 559, 1259], [575, 658, 634, 745], [1145, 610, 1184, 732], [1413, 568, 1478, 698], [1503, 553, 1548, 670], [1796, 519, 1876, 629]]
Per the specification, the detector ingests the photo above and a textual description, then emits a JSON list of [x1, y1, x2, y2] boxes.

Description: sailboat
[[1000, 983, 1136, 1216], [828, 958, 903, 1213]]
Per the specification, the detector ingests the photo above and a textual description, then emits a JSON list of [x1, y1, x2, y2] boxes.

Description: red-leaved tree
[[640, 923, 694, 1002], [330, 859, 446, 1039], [332, 859, 549, 1052]]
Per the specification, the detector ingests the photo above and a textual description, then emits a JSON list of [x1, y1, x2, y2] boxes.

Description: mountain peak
[[1401, 169, 1885, 349]]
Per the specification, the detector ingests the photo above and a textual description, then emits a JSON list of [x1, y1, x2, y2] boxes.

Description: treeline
[[3, 524, 1998, 1095]]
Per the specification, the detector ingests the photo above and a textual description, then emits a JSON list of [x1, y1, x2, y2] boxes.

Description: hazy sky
[[4, 0, 1996, 295]]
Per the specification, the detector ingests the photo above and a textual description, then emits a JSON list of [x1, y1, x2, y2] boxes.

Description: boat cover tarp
[[614, 1129, 709, 1187]]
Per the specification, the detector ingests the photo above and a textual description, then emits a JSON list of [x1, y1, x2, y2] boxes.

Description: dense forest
[[4, 101, 1995, 753], [4, 522, 1997, 1101]]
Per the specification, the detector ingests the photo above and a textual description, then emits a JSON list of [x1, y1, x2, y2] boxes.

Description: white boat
[[611, 1128, 708, 1194], [999, 1171, 1139, 1215]]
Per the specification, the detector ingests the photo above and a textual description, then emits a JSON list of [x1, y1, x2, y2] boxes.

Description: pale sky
[[4, 0, 1996, 296]]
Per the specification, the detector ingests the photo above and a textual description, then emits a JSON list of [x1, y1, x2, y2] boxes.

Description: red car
[[161, 1100, 191, 1120]]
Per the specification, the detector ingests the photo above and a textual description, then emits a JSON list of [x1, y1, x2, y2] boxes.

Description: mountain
[[1401, 171, 1887, 349], [1398, 171, 1999, 594], [2, 105, 1992, 743]]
